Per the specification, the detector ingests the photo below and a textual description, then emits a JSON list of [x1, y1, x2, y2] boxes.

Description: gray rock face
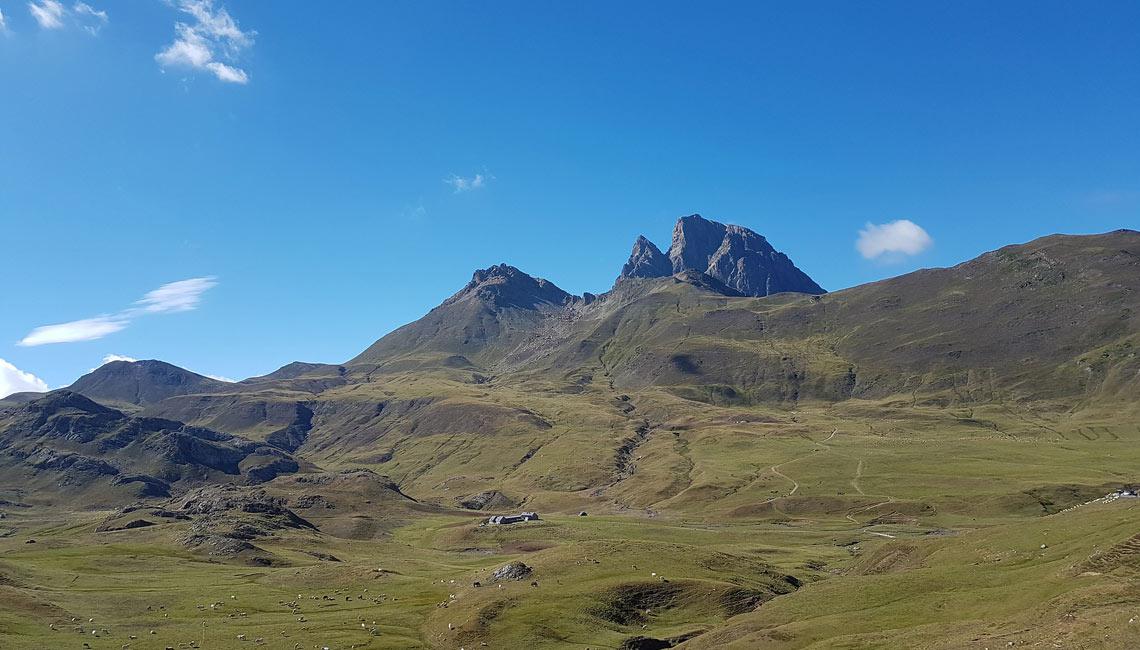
[[491, 561, 533, 582], [670, 215, 825, 296], [617, 214, 825, 297], [620, 235, 672, 279]]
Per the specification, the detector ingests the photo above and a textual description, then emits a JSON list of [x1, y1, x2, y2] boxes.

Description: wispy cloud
[[28, 0, 65, 29], [136, 277, 217, 313], [856, 220, 933, 261], [72, 2, 108, 34], [19, 316, 129, 346], [156, 0, 254, 84], [445, 172, 493, 193], [18, 277, 217, 347], [26, 0, 107, 33], [0, 358, 49, 398], [0, 8, 9, 32]]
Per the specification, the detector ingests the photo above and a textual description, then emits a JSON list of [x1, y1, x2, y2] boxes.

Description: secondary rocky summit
[[618, 214, 825, 296]]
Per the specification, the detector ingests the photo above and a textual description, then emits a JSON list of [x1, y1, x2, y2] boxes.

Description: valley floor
[[4, 384, 1140, 649], [3, 488, 1140, 648]]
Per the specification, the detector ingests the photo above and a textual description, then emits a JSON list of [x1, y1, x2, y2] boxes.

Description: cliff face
[[619, 235, 672, 279], [617, 214, 824, 296]]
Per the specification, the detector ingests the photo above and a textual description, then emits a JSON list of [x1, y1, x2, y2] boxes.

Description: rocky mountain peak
[[619, 235, 672, 280], [447, 263, 573, 310], [669, 214, 730, 273], [616, 214, 825, 296]]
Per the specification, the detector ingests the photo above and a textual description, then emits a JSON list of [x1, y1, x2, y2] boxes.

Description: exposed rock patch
[[490, 561, 533, 582]]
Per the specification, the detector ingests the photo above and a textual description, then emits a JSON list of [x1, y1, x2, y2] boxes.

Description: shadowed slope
[[0, 391, 301, 505], [68, 360, 229, 407]]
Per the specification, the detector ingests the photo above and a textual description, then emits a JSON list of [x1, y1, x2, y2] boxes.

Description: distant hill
[[68, 359, 229, 407], [0, 391, 300, 506]]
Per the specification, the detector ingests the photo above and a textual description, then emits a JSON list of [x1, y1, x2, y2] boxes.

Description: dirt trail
[[769, 464, 799, 496], [842, 454, 901, 527], [743, 428, 839, 505], [851, 459, 866, 496], [845, 498, 894, 525]]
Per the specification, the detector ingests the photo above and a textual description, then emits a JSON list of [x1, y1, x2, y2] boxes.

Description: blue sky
[[1, 1, 1138, 394]]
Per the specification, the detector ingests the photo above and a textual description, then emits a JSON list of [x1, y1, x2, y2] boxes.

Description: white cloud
[[86, 354, 139, 374], [72, 1, 108, 34], [445, 172, 492, 193], [17, 277, 217, 346], [156, 0, 254, 84], [206, 61, 247, 84], [28, 0, 65, 29], [0, 8, 9, 32], [26, 0, 105, 33], [136, 277, 217, 313], [19, 316, 129, 346], [206, 374, 236, 383], [0, 358, 49, 398], [100, 353, 138, 365], [856, 220, 933, 261]]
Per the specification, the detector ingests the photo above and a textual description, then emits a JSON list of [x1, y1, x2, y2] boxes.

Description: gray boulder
[[491, 561, 533, 582]]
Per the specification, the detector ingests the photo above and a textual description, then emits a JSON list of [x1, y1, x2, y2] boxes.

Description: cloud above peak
[[856, 220, 933, 261], [156, 0, 254, 84], [0, 358, 49, 398], [18, 277, 217, 347], [100, 354, 138, 365]]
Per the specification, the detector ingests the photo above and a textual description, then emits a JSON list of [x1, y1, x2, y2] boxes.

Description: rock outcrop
[[620, 236, 672, 279], [618, 214, 824, 296], [491, 561, 533, 582]]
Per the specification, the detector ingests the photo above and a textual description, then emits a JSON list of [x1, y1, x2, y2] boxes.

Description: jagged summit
[[446, 263, 573, 310], [618, 214, 825, 296], [620, 235, 672, 279]]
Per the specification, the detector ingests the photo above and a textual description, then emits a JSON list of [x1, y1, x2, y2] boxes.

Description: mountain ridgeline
[[1, 215, 1138, 511]]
